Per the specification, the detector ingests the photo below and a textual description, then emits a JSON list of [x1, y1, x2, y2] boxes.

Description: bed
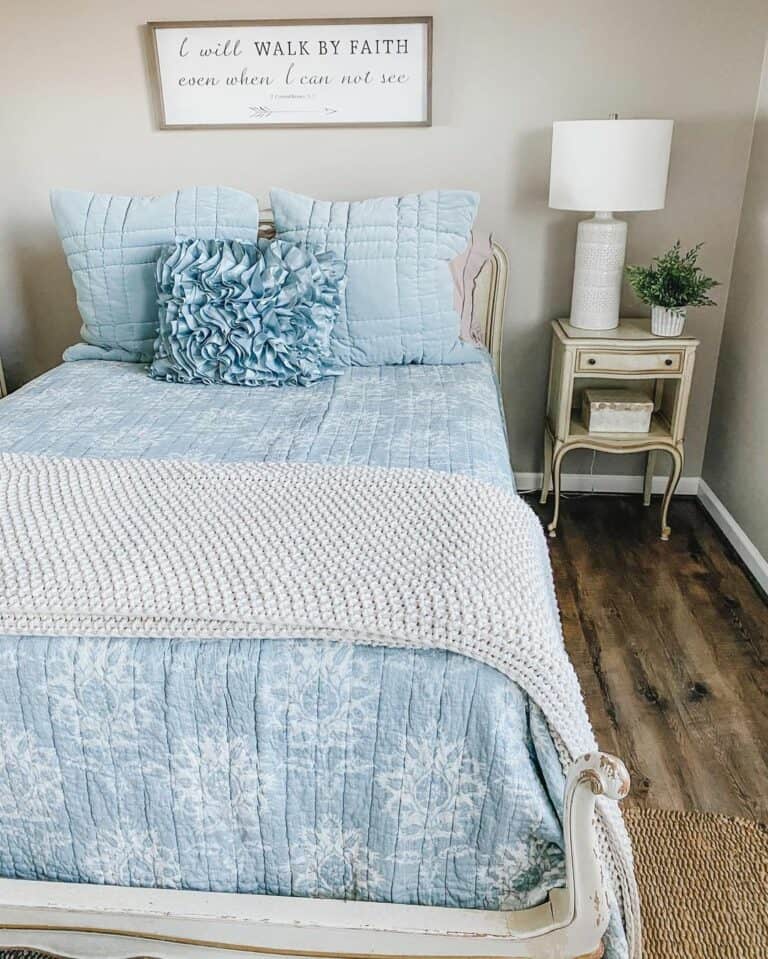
[[0, 228, 634, 959]]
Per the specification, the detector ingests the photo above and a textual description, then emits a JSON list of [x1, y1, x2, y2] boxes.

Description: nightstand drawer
[[576, 349, 684, 375]]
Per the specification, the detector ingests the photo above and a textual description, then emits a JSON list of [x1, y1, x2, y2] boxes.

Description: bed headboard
[[258, 211, 508, 386]]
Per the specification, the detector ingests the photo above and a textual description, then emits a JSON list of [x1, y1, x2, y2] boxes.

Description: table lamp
[[549, 117, 673, 330]]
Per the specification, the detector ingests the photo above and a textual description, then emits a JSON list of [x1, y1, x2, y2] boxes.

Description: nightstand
[[541, 319, 698, 540]]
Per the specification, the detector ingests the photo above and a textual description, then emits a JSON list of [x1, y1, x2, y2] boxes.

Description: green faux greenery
[[626, 241, 719, 311]]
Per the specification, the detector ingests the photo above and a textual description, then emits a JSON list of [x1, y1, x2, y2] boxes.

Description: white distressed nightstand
[[541, 319, 698, 540]]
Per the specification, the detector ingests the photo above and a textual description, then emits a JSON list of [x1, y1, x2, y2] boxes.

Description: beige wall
[[703, 46, 768, 557], [1, 0, 766, 478]]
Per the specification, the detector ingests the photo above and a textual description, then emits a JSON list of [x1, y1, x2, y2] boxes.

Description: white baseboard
[[514, 472, 700, 496], [521, 471, 768, 594], [697, 480, 768, 596]]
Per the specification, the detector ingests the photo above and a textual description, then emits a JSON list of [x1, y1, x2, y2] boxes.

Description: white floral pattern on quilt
[[0, 635, 564, 913], [0, 358, 627, 958]]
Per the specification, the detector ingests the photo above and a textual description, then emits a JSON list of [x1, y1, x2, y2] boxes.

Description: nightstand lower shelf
[[565, 411, 673, 445]]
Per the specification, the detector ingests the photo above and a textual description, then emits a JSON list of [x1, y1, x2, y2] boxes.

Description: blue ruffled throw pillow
[[149, 238, 346, 387]]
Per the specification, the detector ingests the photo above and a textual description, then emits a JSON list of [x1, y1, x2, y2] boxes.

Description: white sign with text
[[150, 19, 432, 128]]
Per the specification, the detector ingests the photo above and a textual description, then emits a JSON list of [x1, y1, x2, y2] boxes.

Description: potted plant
[[626, 241, 718, 336]]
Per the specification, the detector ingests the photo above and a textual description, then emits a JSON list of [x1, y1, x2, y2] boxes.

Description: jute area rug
[[624, 805, 768, 958], [0, 806, 766, 959]]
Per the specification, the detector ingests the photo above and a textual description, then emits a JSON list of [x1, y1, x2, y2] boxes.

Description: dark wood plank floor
[[525, 493, 768, 821]]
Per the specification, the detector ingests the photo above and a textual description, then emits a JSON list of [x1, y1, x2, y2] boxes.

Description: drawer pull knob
[[588, 357, 596, 366], [665, 358, 673, 366]]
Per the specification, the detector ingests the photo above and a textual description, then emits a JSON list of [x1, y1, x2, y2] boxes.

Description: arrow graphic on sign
[[250, 105, 339, 119]]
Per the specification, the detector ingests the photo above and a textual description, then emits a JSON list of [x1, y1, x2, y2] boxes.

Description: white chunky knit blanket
[[0, 453, 639, 956]]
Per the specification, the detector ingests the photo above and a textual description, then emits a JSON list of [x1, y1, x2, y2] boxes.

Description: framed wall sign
[[148, 18, 432, 129]]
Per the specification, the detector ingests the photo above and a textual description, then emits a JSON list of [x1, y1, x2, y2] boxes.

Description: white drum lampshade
[[549, 118, 673, 330]]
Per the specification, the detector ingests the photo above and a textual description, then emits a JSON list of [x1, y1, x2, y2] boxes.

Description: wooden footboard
[[0, 752, 629, 959]]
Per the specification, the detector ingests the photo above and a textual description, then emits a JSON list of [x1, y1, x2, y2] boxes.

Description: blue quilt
[[0, 357, 626, 956], [0, 356, 512, 487]]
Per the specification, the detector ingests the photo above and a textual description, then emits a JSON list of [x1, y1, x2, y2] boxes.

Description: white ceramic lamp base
[[569, 212, 627, 330]]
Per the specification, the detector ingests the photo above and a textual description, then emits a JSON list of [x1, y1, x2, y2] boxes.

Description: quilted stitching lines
[[52, 188, 260, 362], [271, 190, 480, 368]]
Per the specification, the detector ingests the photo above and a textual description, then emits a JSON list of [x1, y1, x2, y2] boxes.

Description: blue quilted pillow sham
[[51, 187, 261, 363], [149, 237, 346, 387], [270, 188, 482, 367]]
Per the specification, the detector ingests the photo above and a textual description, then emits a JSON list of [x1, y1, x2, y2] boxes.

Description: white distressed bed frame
[[0, 225, 631, 959]]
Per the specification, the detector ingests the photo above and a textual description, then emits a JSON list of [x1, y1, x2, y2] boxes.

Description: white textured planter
[[651, 305, 686, 336]]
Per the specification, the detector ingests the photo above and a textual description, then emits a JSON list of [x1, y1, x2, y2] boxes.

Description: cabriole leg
[[547, 445, 567, 538], [540, 428, 553, 504], [660, 447, 683, 540], [643, 450, 656, 506]]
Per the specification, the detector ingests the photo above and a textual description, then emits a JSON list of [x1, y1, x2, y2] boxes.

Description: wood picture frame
[[148, 18, 433, 129]]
